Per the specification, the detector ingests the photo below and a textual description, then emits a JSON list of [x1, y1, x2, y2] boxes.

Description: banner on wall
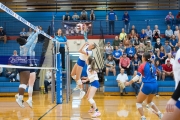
[[62, 21, 92, 36]]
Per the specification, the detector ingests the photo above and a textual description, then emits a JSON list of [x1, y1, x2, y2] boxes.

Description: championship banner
[[62, 22, 92, 36]]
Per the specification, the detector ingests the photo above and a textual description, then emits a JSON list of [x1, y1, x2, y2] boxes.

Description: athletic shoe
[[158, 113, 163, 119], [15, 94, 19, 99], [91, 111, 101, 117], [16, 98, 25, 108], [26, 99, 33, 108], [73, 85, 80, 91], [141, 117, 146, 120], [79, 91, 85, 99], [146, 105, 149, 108], [88, 108, 95, 113]]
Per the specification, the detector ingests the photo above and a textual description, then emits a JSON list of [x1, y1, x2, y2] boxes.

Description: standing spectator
[[176, 11, 180, 25], [145, 25, 152, 41], [13, 50, 18, 56], [118, 42, 125, 53], [172, 47, 177, 58], [113, 46, 122, 64], [157, 46, 166, 64], [0, 67, 3, 76], [119, 28, 127, 42], [165, 12, 174, 27], [162, 60, 174, 81], [155, 60, 163, 80], [129, 30, 138, 45], [106, 8, 117, 35], [153, 25, 160, 42], [164, 40, 172, 54], [26, 27, 33, 37], [104, 42, 113, 58], [105, 55, 116, 76], [140, 29, 148, 45], [116, 68, 128, 96], [174, 26, 179, 40], [169, 35, 178, 48], [112, 36, 121, 49], [5, 68, 17, 82], [38, 26, 45, 43], [122, 11, 130, 33], [132, 54, 140, 71], [165, 53, 175, 65], [63, 12, 70, 21], [20, 28, 27, 38], [119, 53, 131, 75], [90, 9, 95, 20], [72, 12, 79, 20], [125, 43, 136, 59], [0, 26, 7, 44], [131, 71, 142, 97], [81, 8, 88, 20], [145, 41, 153, 52], [137, 43, 145, 60], [129, 25, 137, 34], [154, 38, 162, 54], [165, 25, 173, 41]]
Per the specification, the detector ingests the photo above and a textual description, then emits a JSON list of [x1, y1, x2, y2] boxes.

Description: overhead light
[[13, 0, 27, 2], [72, 55, 79, 56], [27, 7, 35, 10], [69, 53, 80, 55]]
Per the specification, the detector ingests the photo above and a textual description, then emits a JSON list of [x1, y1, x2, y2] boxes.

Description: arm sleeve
[[27, 32, 35, 41], [25, 32, 39, 47], [172, 81, 180, 101]]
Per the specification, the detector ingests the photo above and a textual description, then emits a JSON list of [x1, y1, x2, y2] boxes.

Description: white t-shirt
[[87, 65, 99, 83], [79, 44, 93, 61], [174, 30, 179, 38], [116, 73, 128, 83]]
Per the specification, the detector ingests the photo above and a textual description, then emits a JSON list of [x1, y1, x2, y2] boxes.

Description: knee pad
[[72, 75, 76, 80], [28, 86, 33, 94], [148, 102, 155, 107], [136, 103, 142, 109], [77, 80, 82, 85], [88, 98, 95, 104], [19, 84, 27, 90]]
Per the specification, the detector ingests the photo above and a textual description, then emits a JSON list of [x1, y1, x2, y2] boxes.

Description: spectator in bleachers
[[63, 11, 70, 21], [106, 8, 117, 35], [174, 26, 179, 40], [165, 25, 173, 41], [153, 25, 160, 42], [165, 12, 174, 27], [129, 25, 137, 34], [118, 42, 125, 52], [176, 11, 180, 25], [72, 12, 79, 20], [116, 68, 128, 96], [38, 26, 45, 43], [154, 38, 162, 54], [165, 53, 174, 65], [140, 29, 148, 45], [105, 55, 116, 76], [172, 47, 177, 58], [0, 26, 7, 44], [176, 42, 180, 51], [13, 50, 18, 56], [119, 28, 127, 42], [129, 30, 138, 45], [0, 67, 3, 76], [133, 36, 140, 49], [137, 43, 145, 60], [131, 70, 142, 97], [122, 11, 130, 33], [162, 60, 174, 81], [104, 42, 113, 58], [145, 25, 152, 41], [5, 68, 17, 82], [20, 28, 27, 38], [164, 40, 172, 54], [112, 36, 120, 49], [157, 46, 166, 64], [113, 46, 122, 64], [132, 54, 140, 71], [119, 53, 131, 75], [145, 41, 153, 52], [26, 27, 33, 37], [90, 9, 95, 20], [155, 59, 163, 80], [123, 37, 130, 48], [169, 35, 178, 48], [126, 43, 136, 60], [81, 8, 88, 20]]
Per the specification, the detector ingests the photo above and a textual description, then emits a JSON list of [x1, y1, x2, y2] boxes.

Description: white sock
[[141, 116, 146, 118], [29, 97, 32, 101], [158, 111, 161, 114], [72, 75, 76, 80], [18, 95, 23, 101]]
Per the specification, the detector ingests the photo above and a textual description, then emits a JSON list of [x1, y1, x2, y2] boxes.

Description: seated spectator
[[129, 25, 137, 34], [119, 53, 131, 75], [174, 26, 179, 40], [164, 40, 172, 54], [165, 25, 173, 41], [129, 30, 138, 45], [137, 43, 145, 60], [176, 11, 180, 25], [38, 26, 45, 43], [0, 67, 3, 76], [140, 29, 148, 44], [169, 35, 178, 48], [145, 41, 153, 52], [145, 25, 152, 41], [165, 53, 174, 64], [123, 36, 130, 48], [90, 9, 95, 20], [131, 70, 142, 97], [122, 11, 130, 33], [154, 38, 162, 54], [176, 42, 180, 51], [162, 60, 174, 81], [5, 68, 17, 82], [118, 42, 125, 52], [44, 69, 55, 93], [72, 12, 79, 20], [125, 43, 136, 59], [157, 46, 166, 64], [116, 68, 128, 96], [0, 26, 7, 44], [63, 12, 70, 21], [155, 59, 163, 80], [13, 50, 18, 56], [112, 36, 121, 49], [105, 55, 116, 76], [165, 12, 174, 27], [172, 47, 177, 58], [26, 27, 33, 37], [133, 37, 140, 49], [149, 50, 156, 64], [113, 46, 122, 64], [132, 54, 140, 71], [104, 42, 113, 58], [119, 28, 127, 41], [80, 8, 88, 20], [20, 28, 27, 38], [153, 25, 160, 42]]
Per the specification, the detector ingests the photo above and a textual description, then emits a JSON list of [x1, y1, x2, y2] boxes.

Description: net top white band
[[0, 65, 55, 70]]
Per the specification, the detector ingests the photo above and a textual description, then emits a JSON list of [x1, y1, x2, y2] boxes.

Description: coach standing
[[106, 8, 117, 35], [0, 26, 7, 44]]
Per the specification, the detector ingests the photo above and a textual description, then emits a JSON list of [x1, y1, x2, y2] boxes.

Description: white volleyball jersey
[[79, 44, 93, 61], [87, 65, 99, 83]]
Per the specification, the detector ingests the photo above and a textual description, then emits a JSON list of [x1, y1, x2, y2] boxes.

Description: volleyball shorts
[[90, 80, 100, 88], [17, 64, 30, 73], [141, 82, 158, 95], [176, 100, 180, 109], [77, 58, 85, 67]]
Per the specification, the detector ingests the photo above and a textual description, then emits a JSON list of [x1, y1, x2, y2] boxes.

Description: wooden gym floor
[[0, 91, 170, 120]]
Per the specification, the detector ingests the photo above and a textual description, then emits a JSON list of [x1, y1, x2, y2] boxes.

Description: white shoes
[[26, 99, 33, 108], [91, 111, 101, 117], [73, 85, 80, 91], [16, 98, 25, 108], [79, 91, 85, 99], [158, 113, 163, 119], [141, 117, 146, 120]]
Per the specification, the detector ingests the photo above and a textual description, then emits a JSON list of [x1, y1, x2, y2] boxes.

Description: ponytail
[[143, 52, 154, 76], [88, 56, 96, 72]]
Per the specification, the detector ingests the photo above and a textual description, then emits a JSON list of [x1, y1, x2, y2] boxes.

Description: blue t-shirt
[[170, 39, 178, 46], [55, 35, 67, 48], [140, 33, 147, 38], [113, 50, 122, 58], [108, 12, 116, 21]]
